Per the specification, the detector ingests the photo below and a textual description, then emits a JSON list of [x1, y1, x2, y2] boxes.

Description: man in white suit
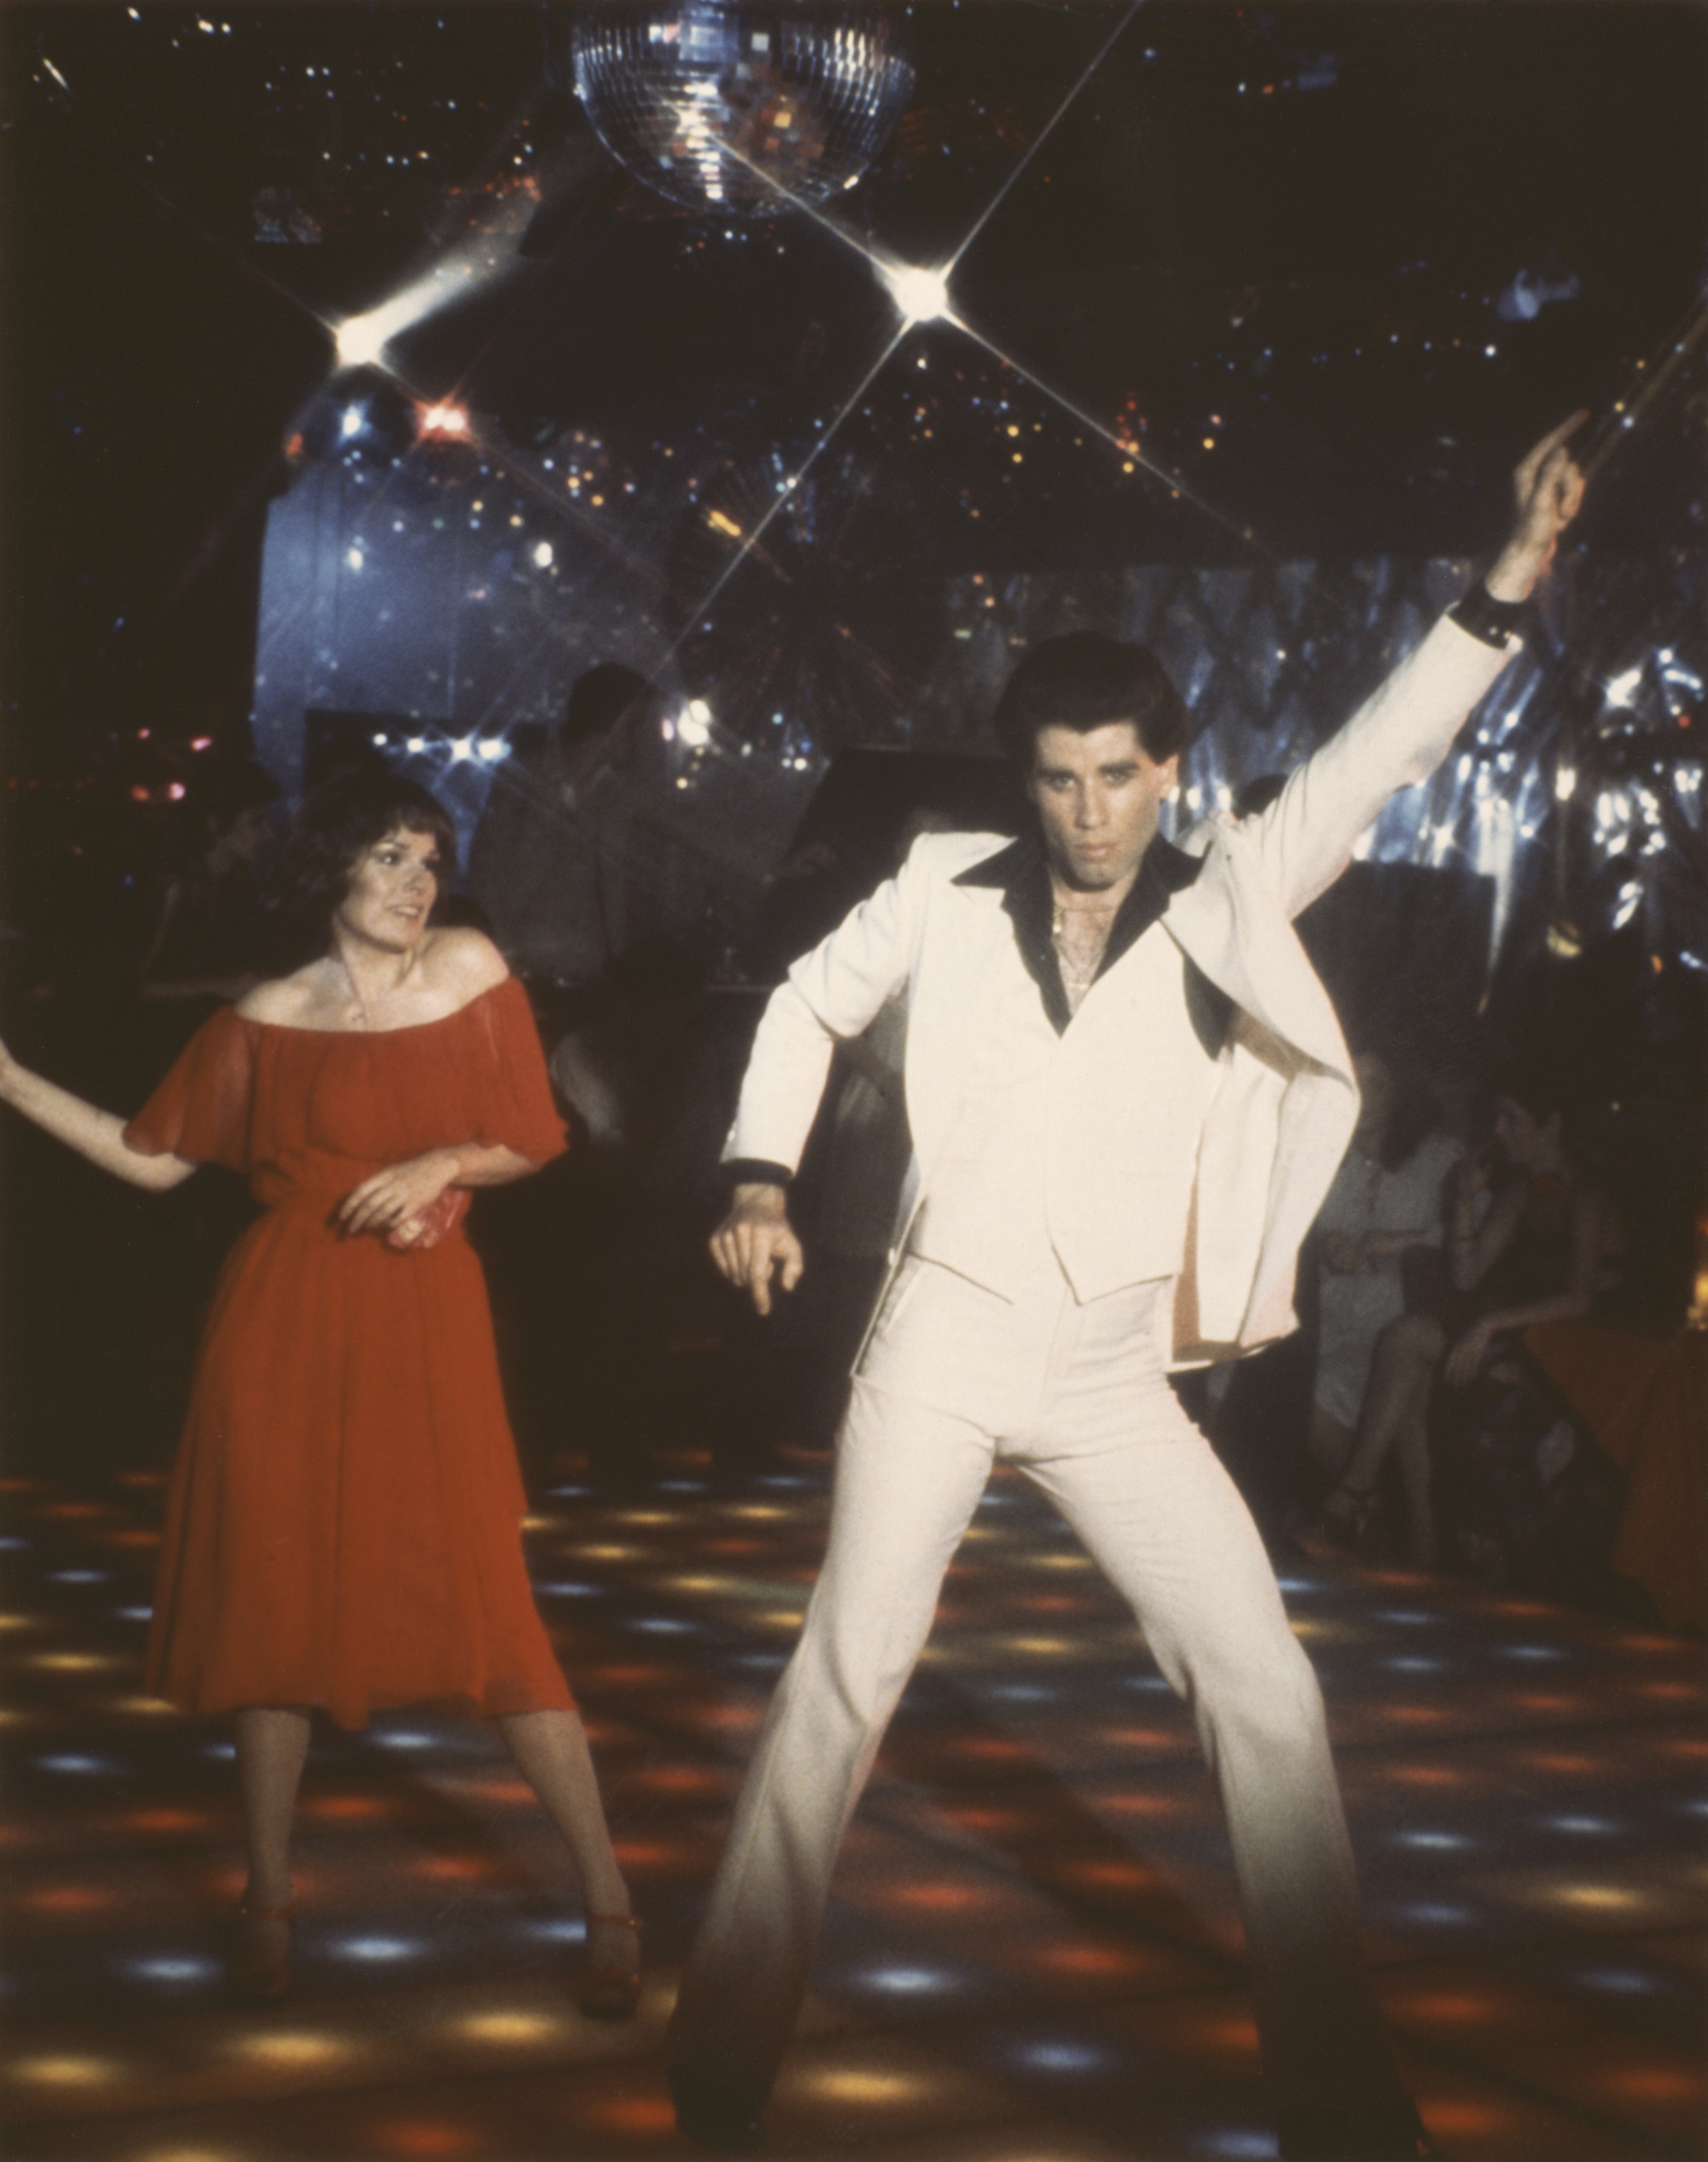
[[668, 420, 1586, 2162]]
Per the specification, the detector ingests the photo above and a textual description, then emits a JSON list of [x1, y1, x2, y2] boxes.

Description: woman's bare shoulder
[[233, 964, 326, 1025], [423, 926, 511, 1000]]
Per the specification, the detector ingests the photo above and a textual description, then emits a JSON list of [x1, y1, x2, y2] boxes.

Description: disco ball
[[570, 4, 913, 219]]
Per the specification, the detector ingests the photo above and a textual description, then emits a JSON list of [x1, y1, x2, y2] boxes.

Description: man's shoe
[[1278, 2098, 1449, 2161], [667, 2065, 765, 2153]]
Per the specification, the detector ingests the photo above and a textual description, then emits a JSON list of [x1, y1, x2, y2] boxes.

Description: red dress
[[123, 976, 575, 1731]]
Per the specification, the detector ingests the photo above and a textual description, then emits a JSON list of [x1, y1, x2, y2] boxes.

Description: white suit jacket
[[725, 613, 1518, 1365]]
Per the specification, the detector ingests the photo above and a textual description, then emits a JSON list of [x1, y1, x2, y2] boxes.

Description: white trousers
[[669, 1254, 1409, 2124]]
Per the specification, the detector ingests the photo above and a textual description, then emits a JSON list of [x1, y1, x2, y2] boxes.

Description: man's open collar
[[953, 825, 1203, 1033]]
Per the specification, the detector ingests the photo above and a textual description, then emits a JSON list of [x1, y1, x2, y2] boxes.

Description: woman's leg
[[1341, 1313, 1447, 1566], [495, 1708, 636, 1979], [1306, 1401, 1354, 1487], [234, 1705, 312, 1908], [231, 1707, 311, 1993]]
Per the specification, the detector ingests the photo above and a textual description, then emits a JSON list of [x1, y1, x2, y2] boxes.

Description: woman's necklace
[[330, 951, 416, 1032]]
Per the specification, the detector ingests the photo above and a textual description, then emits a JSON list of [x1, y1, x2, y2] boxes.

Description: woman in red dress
[[0, 770, 639, 2014]]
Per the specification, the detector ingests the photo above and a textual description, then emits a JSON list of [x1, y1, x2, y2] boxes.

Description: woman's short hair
[[268, 769, 456, 956], [993, 633, 1191, 765]]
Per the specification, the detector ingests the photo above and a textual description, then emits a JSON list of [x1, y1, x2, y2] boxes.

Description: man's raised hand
[[1487, 411, 1588, 602], [710, 1182, 805, 1316]]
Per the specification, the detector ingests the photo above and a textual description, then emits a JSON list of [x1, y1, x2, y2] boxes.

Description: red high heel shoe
[[579, 1911, 641, 2021], [231, 1898, 295, 2004]]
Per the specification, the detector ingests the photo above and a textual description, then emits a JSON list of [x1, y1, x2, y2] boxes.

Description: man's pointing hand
[[711, 1182, 806, 1316]]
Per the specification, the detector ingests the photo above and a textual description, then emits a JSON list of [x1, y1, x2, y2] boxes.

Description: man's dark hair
[[993, 633, 1190, 765], [564, 663, 650, 750], [268, 769, 456, 959]]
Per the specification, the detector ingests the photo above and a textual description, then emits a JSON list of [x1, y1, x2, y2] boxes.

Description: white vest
[[911, 923, 1222, 1304]]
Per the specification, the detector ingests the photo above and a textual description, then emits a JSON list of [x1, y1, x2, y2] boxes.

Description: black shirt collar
[[955, 826, 1202, 1034]]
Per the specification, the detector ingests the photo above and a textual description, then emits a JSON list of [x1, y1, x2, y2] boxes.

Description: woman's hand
[[1321, 1230, 1367, 1273], [338, 1148, 467, 1241]]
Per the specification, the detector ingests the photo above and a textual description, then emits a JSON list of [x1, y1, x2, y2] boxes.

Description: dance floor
[[4, 1454, 1704, 2162]]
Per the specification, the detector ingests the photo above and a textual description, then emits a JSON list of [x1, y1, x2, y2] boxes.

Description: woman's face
[[334, 826, 439, 951], [1492, 1093, 1554, 1168]]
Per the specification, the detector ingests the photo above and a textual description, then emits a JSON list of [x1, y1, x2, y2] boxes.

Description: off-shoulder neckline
[[232, 975, 512, 1039]]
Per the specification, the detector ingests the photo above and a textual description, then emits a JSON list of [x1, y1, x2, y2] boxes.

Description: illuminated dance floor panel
[[2, 1462, 1703, 2160]]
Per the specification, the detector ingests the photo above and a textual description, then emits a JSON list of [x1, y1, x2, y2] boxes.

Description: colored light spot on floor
[[1068, 1859, 1155, 1891], [366, 2120, 485, 2156], [957, 1735, 1032, 1761], [696, 1703, 762, 1729], [1407, 1991, 1502, 2023], [231, 2031, 354, 2068], [1040, 1942, 1141, 1977], [801, 2066, 931, 2103], [8, 2053, 126, 2086], [135, 2148, 247, 2162], [449, 2010, 566, 2044], [1201, 2014, 1261, 2054], [1611, 2065, 1699, 2101], [413, 1854, 492, 1882], [1425, 2100, 1517, 2136], [308, 1792, 393, 1820], [127, 1808, 207, 1833], [643, 1762, 729, 1795], [1554, 1883, 1649, 1912], [20, 1884, 113, 1914], [893, 1881, 985, 1913], [578, 2093, 677, 2133]]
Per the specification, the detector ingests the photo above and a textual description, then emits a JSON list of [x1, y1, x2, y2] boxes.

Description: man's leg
[[1018, 1329, 1419, 2151], [668, 1373, 992, 2117]]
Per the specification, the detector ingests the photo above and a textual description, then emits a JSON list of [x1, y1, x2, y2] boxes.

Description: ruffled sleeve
[[123, 1006, 258, 1170], [468, 977, 570, 1165]]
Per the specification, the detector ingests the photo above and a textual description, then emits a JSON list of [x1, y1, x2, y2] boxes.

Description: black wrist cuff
[[724, 1158, 793, 1188], [1448, 580, 1526, 649]]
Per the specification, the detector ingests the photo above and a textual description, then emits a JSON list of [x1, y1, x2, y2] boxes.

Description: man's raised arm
[[1240, 413, 1588, 919]]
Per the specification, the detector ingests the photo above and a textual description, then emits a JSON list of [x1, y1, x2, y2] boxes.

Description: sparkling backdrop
[[5, 3, 1705, 999]]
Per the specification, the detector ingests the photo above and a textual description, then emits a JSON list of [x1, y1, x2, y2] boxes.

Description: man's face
[[1026, 721, 1178, 893]]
